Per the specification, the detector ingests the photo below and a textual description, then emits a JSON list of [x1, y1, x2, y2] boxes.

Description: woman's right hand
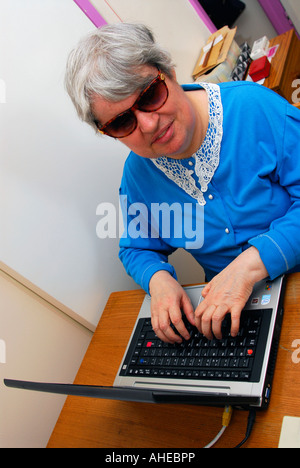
[[149, 270, 195, 343]]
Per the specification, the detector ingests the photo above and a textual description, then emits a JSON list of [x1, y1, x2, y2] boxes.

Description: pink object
[[73, 0, 107, 27]]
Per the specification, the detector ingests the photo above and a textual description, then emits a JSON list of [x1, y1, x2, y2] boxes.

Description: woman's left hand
[[194, 247, 269, 340]]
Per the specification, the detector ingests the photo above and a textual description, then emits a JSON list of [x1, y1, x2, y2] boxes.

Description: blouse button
[[208, 194, 214, 200], [225, 228, 230, 234], [188, 161, 194, 166]]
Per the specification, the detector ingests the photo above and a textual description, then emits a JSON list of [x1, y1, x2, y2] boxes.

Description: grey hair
[[65, 23, 175, 131]]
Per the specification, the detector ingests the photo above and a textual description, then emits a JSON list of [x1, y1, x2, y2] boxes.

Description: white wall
[[234, 0, 277, 46], [0, 269, 92, 448], [281, 0, 300, 34]]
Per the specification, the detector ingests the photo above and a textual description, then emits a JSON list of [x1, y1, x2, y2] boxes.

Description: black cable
[[234, 408, 257, 448]]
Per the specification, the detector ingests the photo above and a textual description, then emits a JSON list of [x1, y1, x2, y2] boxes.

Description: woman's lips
[[152, 122, 174, 145]]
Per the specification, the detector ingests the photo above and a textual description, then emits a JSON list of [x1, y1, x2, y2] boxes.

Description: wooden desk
[[264, 29, 300, 103], [48, 274, 300, 448]]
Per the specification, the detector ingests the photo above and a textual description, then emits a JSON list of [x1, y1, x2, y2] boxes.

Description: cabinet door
[[264, 30, 300, 103]]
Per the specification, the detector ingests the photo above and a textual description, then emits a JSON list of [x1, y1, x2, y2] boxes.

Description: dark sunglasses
[[94, 70, 169, 138]]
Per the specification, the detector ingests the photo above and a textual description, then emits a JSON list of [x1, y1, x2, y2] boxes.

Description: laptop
[[4, 275, 286, 409]]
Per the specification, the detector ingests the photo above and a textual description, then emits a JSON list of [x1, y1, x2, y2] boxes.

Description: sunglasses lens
[[99, 72, 168, 138], [105, 111, 137, 138], [138, 79, 168, 112]]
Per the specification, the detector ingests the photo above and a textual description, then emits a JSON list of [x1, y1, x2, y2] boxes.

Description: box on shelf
[[192, 26, 237, 80], [248, 56, 271, 82], [251, 36, 270, 60]]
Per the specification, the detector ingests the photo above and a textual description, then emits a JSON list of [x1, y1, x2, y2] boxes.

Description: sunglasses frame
[[95, 70, 168, 138]]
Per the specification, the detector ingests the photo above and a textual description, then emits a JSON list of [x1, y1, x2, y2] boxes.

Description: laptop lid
[[3, 378, 260, 406]]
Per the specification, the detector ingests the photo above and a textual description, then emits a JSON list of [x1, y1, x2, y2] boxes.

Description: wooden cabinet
[[264, 29, 300, 103]]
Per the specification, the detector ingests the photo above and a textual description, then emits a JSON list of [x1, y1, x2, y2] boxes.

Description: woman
[[65, 23, 300, 344]]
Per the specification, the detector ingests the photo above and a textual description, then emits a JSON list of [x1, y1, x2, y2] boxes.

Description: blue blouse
[[119, 81, 300, 294]]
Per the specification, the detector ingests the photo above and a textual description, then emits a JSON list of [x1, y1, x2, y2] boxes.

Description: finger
[[199, 304, 217, 340], [194, 312, 202, 335], [170, 313, 191, 341], [151, 311, 182, 344], [230, 307, 241, 337], [194, 305, 204, 335], [211, 304, 229, 340], [181, 294, 195, 327], [201, 283, 211, 298], [153, 323, 181, 344], [194, 298, 210, 335], [160, 326, 182, 344]]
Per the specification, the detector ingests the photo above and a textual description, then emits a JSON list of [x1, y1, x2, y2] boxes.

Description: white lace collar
[[151, 83, 223, 206]]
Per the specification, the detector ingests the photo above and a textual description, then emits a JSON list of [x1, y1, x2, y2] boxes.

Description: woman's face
[[92, 66, 207, 160]]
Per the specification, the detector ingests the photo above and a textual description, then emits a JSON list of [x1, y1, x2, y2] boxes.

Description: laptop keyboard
[[120, 309, 272, 383]]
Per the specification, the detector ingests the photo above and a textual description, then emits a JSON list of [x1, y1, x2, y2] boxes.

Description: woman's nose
[[134, 109, 159, 133]]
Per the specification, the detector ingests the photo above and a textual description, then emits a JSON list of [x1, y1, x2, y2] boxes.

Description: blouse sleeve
[[118, 186, 177, 294], [248, 104, 300, 279]]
